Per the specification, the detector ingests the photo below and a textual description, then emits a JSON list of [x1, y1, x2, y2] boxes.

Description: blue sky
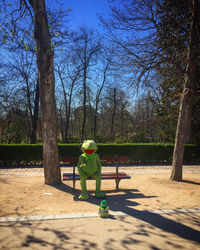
[[46, 0, 111, 30]]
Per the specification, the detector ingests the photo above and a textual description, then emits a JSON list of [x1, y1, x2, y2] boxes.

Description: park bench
[[62, 156, 131, 190]]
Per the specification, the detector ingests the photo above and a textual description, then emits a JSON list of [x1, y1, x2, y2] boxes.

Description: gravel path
[[0, 165, 200, 177]]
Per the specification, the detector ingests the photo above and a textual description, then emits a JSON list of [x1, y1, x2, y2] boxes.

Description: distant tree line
[[0, 0, 199, 145]]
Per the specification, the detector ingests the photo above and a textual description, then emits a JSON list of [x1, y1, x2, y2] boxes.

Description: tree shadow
[[72, 188, 157, 213], [106, 190, 200, 244], [0, 177, 8, 183], [181, 179, 200, 185], [0, 209, 101, 250], [128, 209, 200, 244], [48, 182, 79, 196], [82, 188, 200, 245], [49, 182, 200, 244]]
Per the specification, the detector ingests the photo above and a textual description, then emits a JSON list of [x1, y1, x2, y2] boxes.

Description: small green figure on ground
[[99, 200, 109, 218], [77, 140, 106, 200]]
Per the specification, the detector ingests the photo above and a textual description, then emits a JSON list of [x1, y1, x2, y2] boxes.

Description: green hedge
[[0, 144, 43, 165], [97, 143, 200, 163], [0, 143, 199, 166]]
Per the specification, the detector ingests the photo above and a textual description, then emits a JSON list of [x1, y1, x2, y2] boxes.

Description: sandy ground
[[0, 166, 200, 217], [0, 166, 200, 250]]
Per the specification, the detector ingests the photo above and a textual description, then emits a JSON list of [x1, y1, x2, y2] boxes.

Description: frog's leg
[[79, 175, 89, 200], [92, 174, 106, 198]]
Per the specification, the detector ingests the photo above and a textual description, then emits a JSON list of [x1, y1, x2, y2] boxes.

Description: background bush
[[0, 143, 199, 166]]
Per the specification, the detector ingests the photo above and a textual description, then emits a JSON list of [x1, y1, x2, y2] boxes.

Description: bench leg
[[73, 179, 76, 190], [115, 179, 121, 190], [73, 163, 76, 190], [115, 157, 120, 189]]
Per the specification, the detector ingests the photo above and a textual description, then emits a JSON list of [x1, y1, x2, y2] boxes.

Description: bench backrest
[[117, 156, 129, 163], [63, 157, 78, 164], [100, 156, 116, 163], [63, 156, 129, 164]]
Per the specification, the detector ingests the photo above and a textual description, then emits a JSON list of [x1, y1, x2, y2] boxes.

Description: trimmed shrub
[[0, 143, 199, 166], [58, 144, 82, 159], [97, 143, 174, 163], [0, 144, 43, 165]]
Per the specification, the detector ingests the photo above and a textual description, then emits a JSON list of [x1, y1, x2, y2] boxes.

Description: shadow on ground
[[1, 180, 200, 249], [182, 179, 200, 185], [0, 219, 100, 249], [50, 182, 200, 245]]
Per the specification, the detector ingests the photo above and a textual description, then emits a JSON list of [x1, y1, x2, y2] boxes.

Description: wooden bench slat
[[63, 172, 131, 181], [63, 156, 129, 164], [63, 176, 81, 180], [62, 155, 131, 190], [101, 175, 131, 179], [63, 157, 74, 163], [117, 156, 129, 163], [63, 172, 128, 176], [63, 176, 131, 181], [63, 157, 78, 163], [100, 157, 116, 163], [100, 171, 127, 175]]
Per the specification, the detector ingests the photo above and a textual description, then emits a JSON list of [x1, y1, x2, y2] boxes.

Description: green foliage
[[183, 144, 200, 163], [0, 144, 43, 165], [152, 0, 192, 143], [191, 86, 200, 143], [0, 143, 199, 166], [115, 132, 152, 143], [58, 144, 81, 159], [97, 143, 175, 163], [0, 117, 30, 144]]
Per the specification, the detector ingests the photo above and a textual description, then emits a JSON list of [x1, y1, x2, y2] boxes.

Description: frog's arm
[[77, 155, 87, 177], [95, 154, 102, 176]]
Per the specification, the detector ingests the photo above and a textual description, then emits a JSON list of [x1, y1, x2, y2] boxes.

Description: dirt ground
[[0, 166, 200, 217]]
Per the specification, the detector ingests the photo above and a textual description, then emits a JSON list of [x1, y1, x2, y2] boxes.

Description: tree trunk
[[120, 103, 127, 137], [30, 76, 40, 143], [93, 103, 98, 141], [65, 74, 79, 143], [185, 108, 192, 144], [29, 0, 61, 184], [65, 86, 73, 143], [110, 88, 117, 141], [57, 70, 68, 143], [93, 61, 109, 141], [171, 0, 199, 181], [58, 106, 64, 142], [81, 67, 87, 142]]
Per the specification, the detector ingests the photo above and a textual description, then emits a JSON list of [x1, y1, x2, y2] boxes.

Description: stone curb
[[0, 208, 200, 222]]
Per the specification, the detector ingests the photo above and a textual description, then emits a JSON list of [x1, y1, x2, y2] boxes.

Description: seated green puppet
[[77, 140, 106, 200]]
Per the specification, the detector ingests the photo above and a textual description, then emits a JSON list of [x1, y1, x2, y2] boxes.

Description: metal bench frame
[[62, 156, 131, 190]]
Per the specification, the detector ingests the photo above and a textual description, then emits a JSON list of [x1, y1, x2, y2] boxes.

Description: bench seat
[[62, 156, 131, 190], [63, 172, 131, 180]]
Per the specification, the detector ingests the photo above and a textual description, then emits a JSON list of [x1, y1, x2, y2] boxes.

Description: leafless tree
[[27, 0, 61, 184], [70, 27, 101, 142], [171, 0, 200, 181], [55, 52, 81, 142], [93, 56, 111, 140]]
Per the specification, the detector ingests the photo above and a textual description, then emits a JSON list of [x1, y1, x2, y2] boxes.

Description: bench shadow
[[49, 182, 156, 212], [72, 188, 157, 212], [49, 182, 80, 196], [86, 188, 200, 244], [51, 182, 200, 245], [128, 209, 200, 244]]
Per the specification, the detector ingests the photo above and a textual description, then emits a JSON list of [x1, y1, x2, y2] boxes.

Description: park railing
[[0, 143, 199, 166]]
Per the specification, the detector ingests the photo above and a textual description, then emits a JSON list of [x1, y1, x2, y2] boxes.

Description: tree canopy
[[0, 0, 199, 147]]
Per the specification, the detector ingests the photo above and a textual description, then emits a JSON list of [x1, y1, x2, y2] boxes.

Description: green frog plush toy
[[99, 200, 109, 218], [77, 140, 106, 200]]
